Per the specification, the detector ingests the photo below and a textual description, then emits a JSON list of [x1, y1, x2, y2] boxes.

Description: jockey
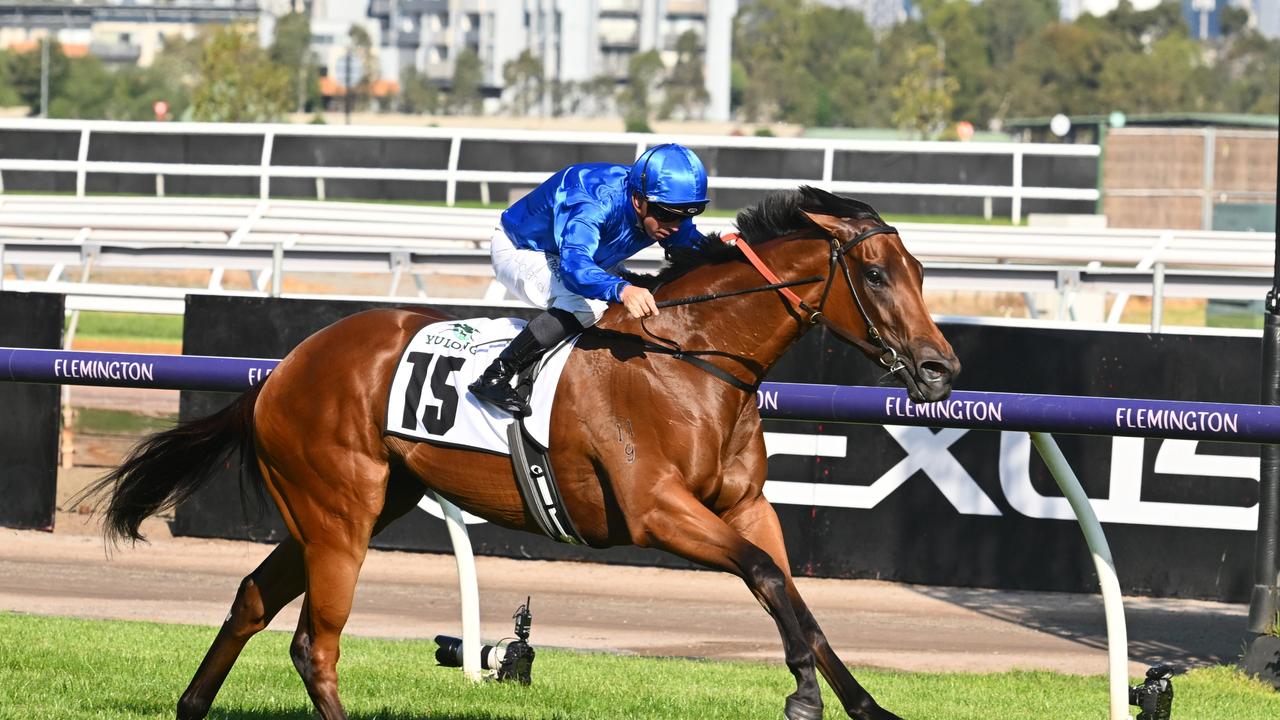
[[469, 143, 711, 415]]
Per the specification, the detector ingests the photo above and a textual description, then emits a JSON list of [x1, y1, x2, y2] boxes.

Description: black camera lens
[[434, 634, 503, 670], [434, 634, 464, 667]]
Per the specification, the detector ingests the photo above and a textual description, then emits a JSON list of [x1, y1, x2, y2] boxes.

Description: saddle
[[383, 317, 588, 545]]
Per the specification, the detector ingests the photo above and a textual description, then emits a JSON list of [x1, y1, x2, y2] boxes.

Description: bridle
[[630, 223, 915, 392], [731, 224, 911, 381]]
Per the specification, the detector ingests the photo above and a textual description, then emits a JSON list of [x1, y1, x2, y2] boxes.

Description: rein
[[654, 275, 822, 309]]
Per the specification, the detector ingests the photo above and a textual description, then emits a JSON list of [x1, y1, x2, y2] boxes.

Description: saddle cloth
[[384, 317, 575, 453]]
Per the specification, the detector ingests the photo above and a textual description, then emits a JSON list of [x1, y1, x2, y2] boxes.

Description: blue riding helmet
[[627, 143, 709, 207]]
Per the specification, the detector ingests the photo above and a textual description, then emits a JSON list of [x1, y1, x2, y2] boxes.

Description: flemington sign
[[757, 383, 1278, 444], [10, 348, 1275, 443]]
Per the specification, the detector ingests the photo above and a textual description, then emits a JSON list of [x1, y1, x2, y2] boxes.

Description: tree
[[448, 48, 484, 115], [733, 0, 876, 126], [5, 40, 71, 115], [918, 0, 994, 124], [617, 49, 663, 129], [1003, 21, 1123, 118], [47, 55, 114, 118], [977, 0, 1060, 70], [1210, 29, 1280, 115], [547, 78, 577, 116], [733, 0, 803, 121], [1092, 0, 1187, 50], [1099, 34, 1207, 113], [270, 11, 317, 113], [502, 49, 543, 116], [579, 74, 617, 116], [192, 27, 292, 122], [890, 44, 957, 138], [142, 33, 205, 120], [400, 65, 440, 114], [1218, 5, 1251, 39], [0, 52, 20, 107], [661, 30, 709, 120], [344, 24, 375, 112]]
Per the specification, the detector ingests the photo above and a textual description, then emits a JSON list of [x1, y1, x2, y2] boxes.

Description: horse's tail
[[77, 384, 265, 544]]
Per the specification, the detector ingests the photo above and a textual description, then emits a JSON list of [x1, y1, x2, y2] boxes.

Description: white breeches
[[489, 226, 610, 327]]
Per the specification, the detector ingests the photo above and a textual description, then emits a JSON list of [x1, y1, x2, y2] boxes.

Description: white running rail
[[0, 118, 1101, 223]]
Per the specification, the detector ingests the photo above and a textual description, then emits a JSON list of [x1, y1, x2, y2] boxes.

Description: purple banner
[[2, 347, 1278, 444], [0, 348, 277, 393], [757, 383, 1280, 444]]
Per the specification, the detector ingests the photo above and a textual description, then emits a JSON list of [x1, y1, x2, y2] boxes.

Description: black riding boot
[[469, 328, 544, 415], [469, 309, 583, 416]]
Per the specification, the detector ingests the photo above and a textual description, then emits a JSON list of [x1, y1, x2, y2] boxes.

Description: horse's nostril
[[919, 360, 950, 383]]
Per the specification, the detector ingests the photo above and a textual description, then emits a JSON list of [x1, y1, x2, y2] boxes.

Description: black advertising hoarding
[[0, 291, 63, 530], [175, 296, 1262, 601]]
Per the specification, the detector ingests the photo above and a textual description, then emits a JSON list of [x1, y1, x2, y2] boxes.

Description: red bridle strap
[[720, 232, 807, 312]]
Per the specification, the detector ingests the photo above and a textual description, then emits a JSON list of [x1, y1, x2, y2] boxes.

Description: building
[[1060, 0, 1274, 39], [359, 0, 738, 120], [0, 0, 260, 67], [814, 0, 910, 29]]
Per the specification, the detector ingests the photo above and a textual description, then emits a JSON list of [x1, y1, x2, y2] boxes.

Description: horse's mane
[[628, 185, 884, 289]]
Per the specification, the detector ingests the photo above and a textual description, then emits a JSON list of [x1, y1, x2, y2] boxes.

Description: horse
[[79, 185, 959, 720]]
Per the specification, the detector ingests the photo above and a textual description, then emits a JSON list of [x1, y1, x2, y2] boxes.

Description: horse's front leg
[[629, 487, 823, 720], [725, 495, 903, 720]]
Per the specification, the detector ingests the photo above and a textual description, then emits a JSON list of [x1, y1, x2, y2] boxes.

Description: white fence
[[0, 118, 1101, 223], [0, 194, 1272, 327]]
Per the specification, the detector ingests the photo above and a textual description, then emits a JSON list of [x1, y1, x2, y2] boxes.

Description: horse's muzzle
[[903, 346, 959, 403]]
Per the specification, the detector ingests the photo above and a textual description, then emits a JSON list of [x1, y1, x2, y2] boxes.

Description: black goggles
[[648, 202, 706, 222]]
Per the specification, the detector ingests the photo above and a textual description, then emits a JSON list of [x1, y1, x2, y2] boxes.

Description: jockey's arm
[[557, 214, 628, 303]]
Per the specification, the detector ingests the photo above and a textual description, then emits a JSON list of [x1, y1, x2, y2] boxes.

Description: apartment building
[[0, 0, 260, 66], [362, 0, 737, 120]]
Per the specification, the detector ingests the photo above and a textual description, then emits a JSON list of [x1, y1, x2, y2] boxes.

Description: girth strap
[[507, 407, 591, 545]]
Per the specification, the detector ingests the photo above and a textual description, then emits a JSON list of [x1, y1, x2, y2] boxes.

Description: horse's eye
[[864, 267, 885, 286]]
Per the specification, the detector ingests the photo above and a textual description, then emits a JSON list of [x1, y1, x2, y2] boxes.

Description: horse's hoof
[[784, 696, 824, 720]]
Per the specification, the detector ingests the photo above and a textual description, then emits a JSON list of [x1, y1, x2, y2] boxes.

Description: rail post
[[1031, 432, 1129, 719], [1246, 135, 1280, 636], [432, 492, 482, 681]]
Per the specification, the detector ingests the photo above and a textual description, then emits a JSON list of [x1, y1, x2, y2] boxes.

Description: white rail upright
[[430, 492, 483, 681], [1030, 433, 1130, 720]]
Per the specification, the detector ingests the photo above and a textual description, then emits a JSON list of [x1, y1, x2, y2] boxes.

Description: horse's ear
[[800, 209, 854, 242]]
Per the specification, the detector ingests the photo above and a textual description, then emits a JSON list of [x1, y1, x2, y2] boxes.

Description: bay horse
[[81, 186, 959, 720]]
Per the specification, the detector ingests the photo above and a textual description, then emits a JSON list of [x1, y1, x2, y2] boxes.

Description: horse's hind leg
[[177, 467, 422, 720], [176, 538, 305, 720], [261, 448, 392, 720], [726, 497, 902, 720], [632, 488, 823, 720], [287, 533, 371, 719]]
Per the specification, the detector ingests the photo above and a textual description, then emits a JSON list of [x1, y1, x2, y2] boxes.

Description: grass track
[[71, 312, 184, 343], [1, 613, 1276, 719]]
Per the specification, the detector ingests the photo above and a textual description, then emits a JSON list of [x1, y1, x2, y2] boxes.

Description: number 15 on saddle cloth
[[384, 317, 575, 456]]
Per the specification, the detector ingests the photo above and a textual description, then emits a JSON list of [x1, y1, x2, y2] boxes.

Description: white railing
[[0, 118, 1101, 223], [0, 238, 1269, 331], [2, 195, 1271, 268], [1, 194, 1272, 328]]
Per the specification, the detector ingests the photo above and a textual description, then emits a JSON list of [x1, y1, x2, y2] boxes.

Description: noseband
[[730, 225, 911, 380]]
